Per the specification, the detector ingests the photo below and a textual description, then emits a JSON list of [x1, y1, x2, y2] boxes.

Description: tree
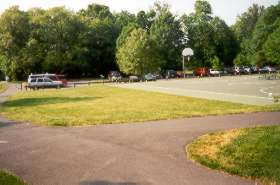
[[263, 26, 280, 66], [116, 28, 162, 75], [114, 11, 136, 31], [211, 17, 238, 66], [150, 2, 185, 70], [195, 0, 212, 18], [79, 18, 119, 76], [233, 54, 250, 67], [232, 4, 264, 42], [136, 10, 156, 31], [211, 56, 223, 70], [182, 0, 238, 68], [116, 23, 139, 49], [249, 2, 280, 65], [79, 4, 114, 21], [0, 6, 30, 79], [39, 7, 84, 75]]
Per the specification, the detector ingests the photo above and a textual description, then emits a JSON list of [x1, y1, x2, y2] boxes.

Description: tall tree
[[182, 0, 238, 67], [232, 4, 264, 66], [117, 28, 162, 75], [150, 2, 185, 70], [79, 4, 114, 21], [0, 6, 30, 79], [263, 26, 280, 66], [114, 11, 137, 31], [249, 3, 280, 66], [39, 7, 84, 74], [181, 1, 215, 67]]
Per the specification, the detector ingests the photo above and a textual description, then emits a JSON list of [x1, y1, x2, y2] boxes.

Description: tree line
[[0, 0, 279, 80]]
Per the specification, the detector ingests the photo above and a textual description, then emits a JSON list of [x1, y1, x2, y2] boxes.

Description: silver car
[[28, 77, 63, 89]]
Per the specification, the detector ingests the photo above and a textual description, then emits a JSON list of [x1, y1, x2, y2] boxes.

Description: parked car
[[129, 75, 140, 82], [259, 67, 269, 73], [223, 67, 234, 75], [233, 66, 245, 75], [243, 67, 252, 74], [195, 67, 210, 77], [166, 70, 177, 79], [108, 71, 122, 82], [251, 66, 259, 73], [28, 73, 67, 88], [264, 66, 277, 73], [175, 71, 182, 78], [210, 69, 223, 76], [144, 73, 156, 81], [28, 76, 63, 89]]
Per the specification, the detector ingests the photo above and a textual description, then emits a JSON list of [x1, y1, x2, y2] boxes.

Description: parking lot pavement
[[115, 75, 280, 105]]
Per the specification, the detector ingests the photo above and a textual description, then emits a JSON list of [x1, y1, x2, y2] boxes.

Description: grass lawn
[[187, 126, 280, 185], [0, 170, 27, 185], [0, 85, 279, 126], [0, 82, 8, 93]]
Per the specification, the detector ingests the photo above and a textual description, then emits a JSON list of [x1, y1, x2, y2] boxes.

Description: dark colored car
[[108, 71, 122, 82], [223, 67, 234, 75], [166, 70, 177, 79], [144, 73, 156, 81]]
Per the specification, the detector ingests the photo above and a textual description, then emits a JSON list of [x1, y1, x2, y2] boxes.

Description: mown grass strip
[[0, 85, 279, 126], [0, 170, 27, 185], [187, 126, 280, 185]]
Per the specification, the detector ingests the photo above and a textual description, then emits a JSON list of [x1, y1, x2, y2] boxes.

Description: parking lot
[[116, 75, 280, 105]]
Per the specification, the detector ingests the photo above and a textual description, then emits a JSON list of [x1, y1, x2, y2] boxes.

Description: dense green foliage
[[188, 126, 280, 185], [181, 1, 238, 67], [117, 28, 162, 75], [233, 2, 280, 67], [0, 1, 279, 80]]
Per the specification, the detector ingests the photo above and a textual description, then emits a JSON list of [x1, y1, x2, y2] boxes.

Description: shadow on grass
[[80, 181, 138, 185], [2, 97, 102, 107]]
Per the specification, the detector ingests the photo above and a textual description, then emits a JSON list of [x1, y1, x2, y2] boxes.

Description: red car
[[195, 67, 210, 77]]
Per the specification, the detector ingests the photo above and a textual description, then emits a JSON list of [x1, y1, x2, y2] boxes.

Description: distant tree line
[[0, 0, 279, 80]]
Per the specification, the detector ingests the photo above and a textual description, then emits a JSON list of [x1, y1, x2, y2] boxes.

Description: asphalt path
[[0, 84, 280, 185]]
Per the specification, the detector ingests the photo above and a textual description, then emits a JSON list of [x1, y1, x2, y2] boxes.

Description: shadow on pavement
[[0, 120, 18, 128], [80, 181, 138, 185]]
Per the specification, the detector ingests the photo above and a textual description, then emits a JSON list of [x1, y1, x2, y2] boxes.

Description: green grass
[[0, 170, 27, 185], [187, 126, 280, 185], [0, 82, 8, 93], [0, 85, 279, 126]]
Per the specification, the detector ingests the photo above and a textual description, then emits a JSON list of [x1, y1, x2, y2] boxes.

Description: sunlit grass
[[0, 170, 27, 185], [187, 126, 280, 185], [0, 85, 279, 126], [0, 82, 8, 93]]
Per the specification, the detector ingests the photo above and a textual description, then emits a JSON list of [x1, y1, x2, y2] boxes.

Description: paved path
[[0, 85, 280, 185], [0, 83, 18, 103]]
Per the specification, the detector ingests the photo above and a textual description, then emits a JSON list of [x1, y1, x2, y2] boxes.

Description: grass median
[[187, 126, 280, 185], [0, 170, 27, 185], [0, 85, 279, 126], [0, 82, 8, 93]]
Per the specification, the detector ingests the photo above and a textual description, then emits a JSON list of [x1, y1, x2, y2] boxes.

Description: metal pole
[[183, 55, 185, 78]]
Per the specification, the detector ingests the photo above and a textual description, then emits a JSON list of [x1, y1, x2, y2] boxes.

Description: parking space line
[[146, 85, 273, 100], [0, 140, 8, 144]]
